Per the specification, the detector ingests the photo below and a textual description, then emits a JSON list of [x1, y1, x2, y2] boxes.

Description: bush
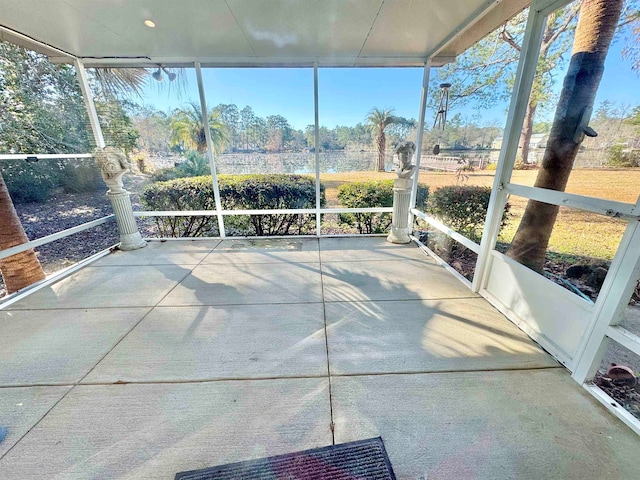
[[59, 162, 103, 193], [1, 158, 104, 203], [606, 145, 640, 167], [150, 151, 211, 182], [142, 174, 325, 237], [337, 180, 429, 234], [427, 185, 509, 243], [485, 162, 497, 171]]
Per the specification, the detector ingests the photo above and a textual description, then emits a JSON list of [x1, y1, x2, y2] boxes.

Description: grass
[[319, 168, 640, 261]]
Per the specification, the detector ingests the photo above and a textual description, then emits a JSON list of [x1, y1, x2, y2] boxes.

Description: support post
[[409, 60, 431, 229], [388, 142, 417, 244], [75, 59, 105, 149], [471, 4, 547, 292], [314, 63, 321, 236], [95, 148, 146, 250], [195, 62, 226, 238], [572, 197, 640, 384]]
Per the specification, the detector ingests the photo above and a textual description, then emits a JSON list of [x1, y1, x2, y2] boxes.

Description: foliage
[[179, 151, 211, 176], [170, 102, 228, 153], [2, 158, 104, 203], [0, 41, 93, 155], [366, 108, 398, 171], [620, 1, 640, 72], [142, 174, 324, 236], [427, 186, 509, 243], [130, 105, 173, 156], [149, 151, 211, 181], [337, 180, 429, 234], [94, 97, 139, 154], [430, 4, 580, 162], [606, 144, 640, 167]]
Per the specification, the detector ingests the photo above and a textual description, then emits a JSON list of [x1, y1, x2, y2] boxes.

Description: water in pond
[[216, 151, 397, 174]]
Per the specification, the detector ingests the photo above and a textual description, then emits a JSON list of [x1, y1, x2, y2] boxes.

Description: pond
[[214, 151, 393, 175]]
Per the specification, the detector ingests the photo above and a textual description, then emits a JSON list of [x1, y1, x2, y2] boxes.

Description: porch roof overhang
[[0, 0, 529, 68]]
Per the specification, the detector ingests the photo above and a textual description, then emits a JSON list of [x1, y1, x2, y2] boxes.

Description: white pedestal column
[[107, 190, 146, 251], [387, 177, 413, 244], [95, 147, 146, 251]]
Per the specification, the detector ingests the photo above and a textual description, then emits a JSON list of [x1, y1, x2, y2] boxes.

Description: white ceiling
[[0, 0, 529, 67]]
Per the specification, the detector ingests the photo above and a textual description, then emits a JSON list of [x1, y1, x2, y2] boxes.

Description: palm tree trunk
[[376, 133, 386, 171], [507, 0, 623, 271], [0, 172, 46, 293]]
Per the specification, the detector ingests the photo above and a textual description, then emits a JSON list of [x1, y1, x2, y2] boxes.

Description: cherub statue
[[395, 141, 416, 179], [95, 146, 130, 194]]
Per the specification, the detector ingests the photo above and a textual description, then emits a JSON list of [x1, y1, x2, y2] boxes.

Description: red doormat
[[175, 437, 396, 480]]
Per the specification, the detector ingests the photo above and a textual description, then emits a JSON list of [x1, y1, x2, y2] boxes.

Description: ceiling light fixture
[[164, 68, 177, 82], [144, 19, 156, 28], [152, 66, 177, 82], [152, 67, 163, 81]]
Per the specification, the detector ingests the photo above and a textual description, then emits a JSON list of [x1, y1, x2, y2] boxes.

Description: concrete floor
[[0, 237, 638, 479]]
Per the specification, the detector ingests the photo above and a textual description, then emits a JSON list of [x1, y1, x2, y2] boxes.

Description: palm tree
[[0, 175, 46, 293], [507, 0, 624, 271], [170, 102, 228, 154], [366, 108, 397, 171]]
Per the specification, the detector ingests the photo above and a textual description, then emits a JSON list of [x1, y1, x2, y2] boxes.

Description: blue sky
[[141, 34, 638, 131]]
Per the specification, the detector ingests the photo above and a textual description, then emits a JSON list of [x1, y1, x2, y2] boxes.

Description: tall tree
[[213, 103, 240, 151], [366, 108, 397, 171], [170, 102, 228, 153], [240, 106, 256, 150], [433, 3, 580, 162], [266, 115, 293, 151], [507, 0, 624, 271]]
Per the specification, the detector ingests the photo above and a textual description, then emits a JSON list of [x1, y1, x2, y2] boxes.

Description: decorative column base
[[107, 190, 146, 251], [387, 177, 412, 244]]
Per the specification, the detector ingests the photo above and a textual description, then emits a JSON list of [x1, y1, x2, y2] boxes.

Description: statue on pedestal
[[94, 147, 146, 251], [395, 141, 416, 180], [387, 141, 417, 244], [95, 146, 130, 194]]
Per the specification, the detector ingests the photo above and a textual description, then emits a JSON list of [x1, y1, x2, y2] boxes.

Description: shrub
[[427, 185, 509, 243], [485, 162, 498, 171], [606, 145, 640, 167], [1, 158, 104, 203], [151, 166, 185, 182], [150, 151, 211, 182], [337, 180, 429, 234], [142, 174, 325, 237], [178, 151, 210, 176], [59, 162, 103, 193]]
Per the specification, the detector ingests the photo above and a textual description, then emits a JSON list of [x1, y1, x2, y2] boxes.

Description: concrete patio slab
[[0, 386, 70, 457], [83, 304, 328, 383], [0, 308, 150, 385], [159, 262, 323, 306], [6, 265, 192, 310], [322, 259, 477, 302], [202, 238, 320, 264], [320, 237, 433, 262], [326, 298, 559, 375], [93, 240, 221, 266], [331, 369, 640, 480], [0, 379, 332, 479]]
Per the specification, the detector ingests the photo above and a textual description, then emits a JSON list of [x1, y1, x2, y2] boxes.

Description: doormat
[[175, 437, 396, 480]]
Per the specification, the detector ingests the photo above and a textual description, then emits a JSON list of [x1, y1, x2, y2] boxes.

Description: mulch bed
[[593, 372, 640, 421]]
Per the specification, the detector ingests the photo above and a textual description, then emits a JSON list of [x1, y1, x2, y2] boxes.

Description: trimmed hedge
[[427, 185, 509, 242], [337, 180, 429, 234], [142, 174, 325, 237]]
